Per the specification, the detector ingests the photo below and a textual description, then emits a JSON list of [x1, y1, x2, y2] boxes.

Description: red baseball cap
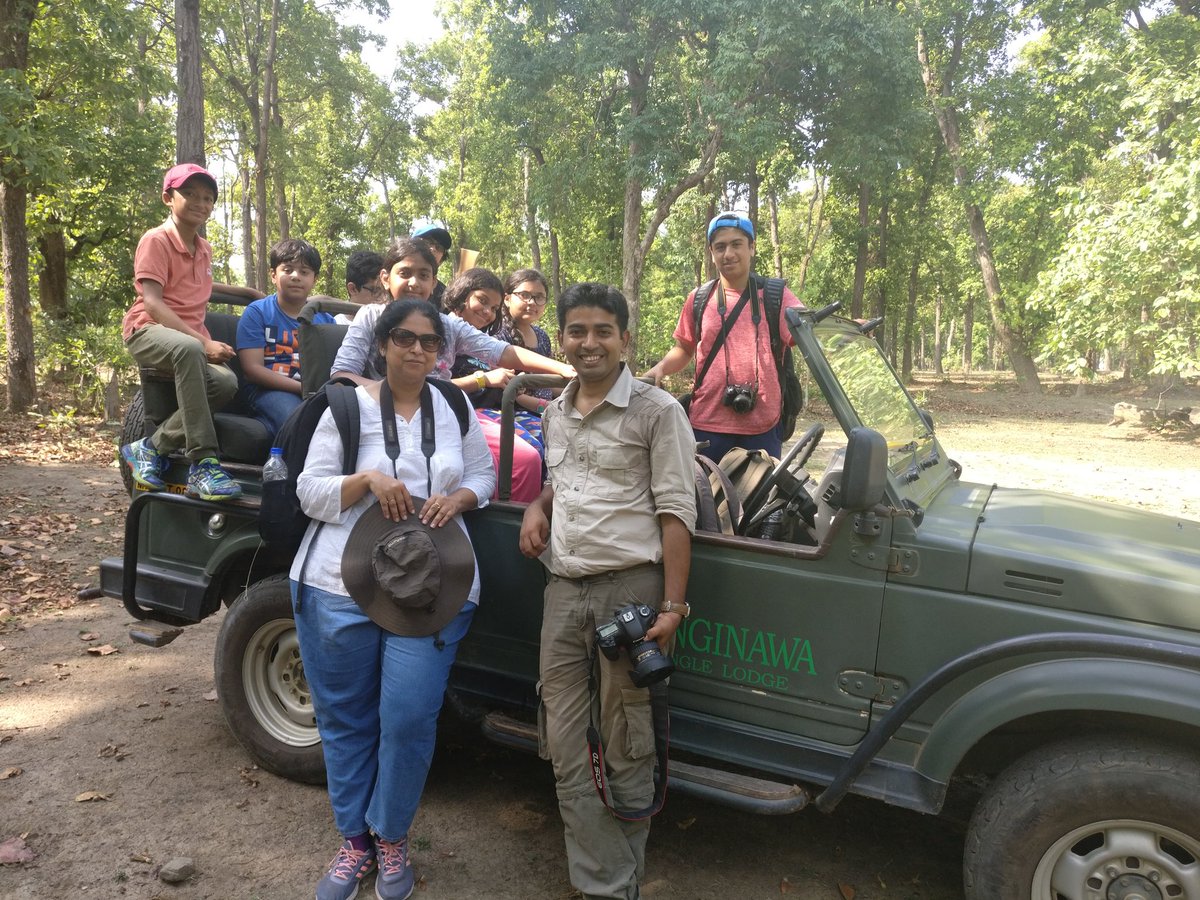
[[162, 163, 218, 197]]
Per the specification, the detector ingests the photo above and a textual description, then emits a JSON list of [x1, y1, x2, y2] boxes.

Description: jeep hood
[[967, 487, 1200, 630]]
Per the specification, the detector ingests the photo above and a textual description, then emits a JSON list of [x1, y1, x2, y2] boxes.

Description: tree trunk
[[747, 164, 759, 230], [963, 291, 974, 372], [917, 23, 1041, 393], [796, 172, 826, 292], [175, 0, 204, 166], [933, 292, 944, 375], [253, 0, 281, 291], [619, 59, 721, 365], [1, 0, 38, 411], [239, 153, 255, 287], [768, 190, 783, 279], [875, 195, 890, 354], [2, 183, 37, 410], [37, 228, 68, 319], [851, 182, 871, 319], [524, 154, 541, 269], [903, 252, 918, 380]]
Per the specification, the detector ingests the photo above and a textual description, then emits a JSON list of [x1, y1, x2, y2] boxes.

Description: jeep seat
[[297, 296, 367, 396], [138, 292, 273, 465]]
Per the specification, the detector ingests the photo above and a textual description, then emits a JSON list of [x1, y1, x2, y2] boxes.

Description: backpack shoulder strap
[[427, 377, 471, 436], [325, 382, 361, 476], [691, 280, 717, 338], [761, 277, 787, 369]]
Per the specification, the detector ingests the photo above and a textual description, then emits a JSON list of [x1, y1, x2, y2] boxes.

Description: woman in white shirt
[[291, 298, 494, 900]]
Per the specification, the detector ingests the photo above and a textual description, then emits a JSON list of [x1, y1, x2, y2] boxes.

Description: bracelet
[[474, 371, 488, 391]]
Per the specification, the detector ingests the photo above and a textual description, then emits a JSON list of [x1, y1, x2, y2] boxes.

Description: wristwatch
[[659, 600, 691, 619]]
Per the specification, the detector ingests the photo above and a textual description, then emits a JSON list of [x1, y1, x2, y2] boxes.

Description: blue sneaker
[[119, 438, 168, 491], [186, 457, 242, 501], [316, 839, 377, 900], [374, 835, 414, 900]]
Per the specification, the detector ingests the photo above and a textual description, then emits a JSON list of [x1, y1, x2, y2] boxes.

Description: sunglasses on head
[[388, 328, 444, 352]]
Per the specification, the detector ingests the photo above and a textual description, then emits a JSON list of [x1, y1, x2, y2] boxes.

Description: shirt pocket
[[588, 444, 646, 500], [546, 446, 568, 477]]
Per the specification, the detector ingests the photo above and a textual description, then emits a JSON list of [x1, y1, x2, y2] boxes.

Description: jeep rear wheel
[[964, 735, 1200, 900], [215, 574, 325, 784]]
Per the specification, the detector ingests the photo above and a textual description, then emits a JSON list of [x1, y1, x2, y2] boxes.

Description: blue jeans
[[692, 422, 783, 464], [291, 581, 476, 841], [240, 384, 301, 439]]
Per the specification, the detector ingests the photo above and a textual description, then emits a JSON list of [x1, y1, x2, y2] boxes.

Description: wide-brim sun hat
[[341, 501, 475, 637]]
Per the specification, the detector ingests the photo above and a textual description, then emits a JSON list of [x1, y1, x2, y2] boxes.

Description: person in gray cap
[[410, 217, 452, 308]]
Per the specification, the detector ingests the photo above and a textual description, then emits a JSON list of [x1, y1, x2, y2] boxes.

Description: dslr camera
[[595, 603, 674, 688], [722, 382, 757, 414]]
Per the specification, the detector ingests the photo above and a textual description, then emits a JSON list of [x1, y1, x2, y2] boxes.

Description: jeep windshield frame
[[787, 307, 953, 511]]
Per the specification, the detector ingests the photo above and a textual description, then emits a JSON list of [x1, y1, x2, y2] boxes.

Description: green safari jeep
[[101, 297, 1200, 900]]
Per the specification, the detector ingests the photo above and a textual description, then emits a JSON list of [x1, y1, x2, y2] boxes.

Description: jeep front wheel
[[964, 735, 1200, 900], [215, 574, 325, 784]]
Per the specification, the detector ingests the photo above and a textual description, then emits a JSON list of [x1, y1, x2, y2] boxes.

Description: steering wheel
[[737, 423, 825, 537]]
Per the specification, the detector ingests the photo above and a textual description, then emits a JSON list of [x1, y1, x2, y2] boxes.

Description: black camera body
[[595, 603, 674, 688], [722, 382, 757, 414]]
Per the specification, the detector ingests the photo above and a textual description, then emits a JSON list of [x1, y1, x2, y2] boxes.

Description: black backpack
[[259, 377, 471, 554], [692, 276, 804, 441]]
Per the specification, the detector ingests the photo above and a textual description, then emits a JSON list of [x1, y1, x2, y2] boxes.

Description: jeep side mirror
[[840, 427, 888, 511]]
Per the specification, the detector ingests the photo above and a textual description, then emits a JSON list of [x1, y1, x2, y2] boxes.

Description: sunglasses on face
[[510, 290, 548, 306], [388, 328, 444, 352]]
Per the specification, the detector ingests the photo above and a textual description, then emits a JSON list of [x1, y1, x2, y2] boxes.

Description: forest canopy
[[1, 0, 1197, 412]]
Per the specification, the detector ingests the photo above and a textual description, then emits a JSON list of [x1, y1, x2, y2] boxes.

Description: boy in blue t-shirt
[[235, 238, 334, 437]]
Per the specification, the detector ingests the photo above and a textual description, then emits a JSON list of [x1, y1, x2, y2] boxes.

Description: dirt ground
[[1, 377, 1197, 900]]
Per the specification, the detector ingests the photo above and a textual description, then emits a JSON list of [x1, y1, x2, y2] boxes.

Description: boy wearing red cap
[[119, 163, 241, 500]]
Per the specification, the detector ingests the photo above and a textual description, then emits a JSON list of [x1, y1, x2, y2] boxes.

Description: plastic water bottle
[[263, 447, 288, 482]]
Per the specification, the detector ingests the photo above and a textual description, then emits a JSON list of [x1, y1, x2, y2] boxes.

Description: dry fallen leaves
[[74, 790, 112, 802], [86, 644, 119, 656], [98, 742, 129, 761], [239, 766, 260, 788], [203, 689, 218, 701], [0, 835, 36, 865], [0, 766, 22, 780], [838, 883, 857, 899], [79, 632, 99, 641]]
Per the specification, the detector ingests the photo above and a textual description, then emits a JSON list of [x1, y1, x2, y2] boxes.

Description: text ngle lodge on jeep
[[101, 295, 1200, 900]]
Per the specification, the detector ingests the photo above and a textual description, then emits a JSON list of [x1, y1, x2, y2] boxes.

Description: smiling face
[[270, 260, 318, 308], [381, 255, 436, 301], [559, 304, 627, 388], [505, 280, 548, 326], [162, 176, 216, 232], [460, 288, 503, 331], [708, 226, 755, 288]]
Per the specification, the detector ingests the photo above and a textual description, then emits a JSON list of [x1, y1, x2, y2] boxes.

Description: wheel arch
[[206, 534, 287, 611], [917, 657, 1200, 785]]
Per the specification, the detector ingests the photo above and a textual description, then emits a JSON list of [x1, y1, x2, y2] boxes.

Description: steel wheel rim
[[1032, 817, 1200, 900], [240, 618, 319, 747]]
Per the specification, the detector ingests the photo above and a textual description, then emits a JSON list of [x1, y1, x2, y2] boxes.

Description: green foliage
[[1028, 14, 1200, 378], [32, 310, 134, 415]]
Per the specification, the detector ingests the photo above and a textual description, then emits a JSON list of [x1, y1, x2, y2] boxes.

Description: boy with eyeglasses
[[119, 163, 242, 501]]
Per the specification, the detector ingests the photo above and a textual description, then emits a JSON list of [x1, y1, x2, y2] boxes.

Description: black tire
[[118, 389, 146, 495], [964, 734, 1200, 900], [215, 574, 326, 784]]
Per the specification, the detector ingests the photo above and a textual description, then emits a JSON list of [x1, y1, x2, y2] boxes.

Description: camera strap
[[584, 643, 671, 821], [692, 283, 755, 394]]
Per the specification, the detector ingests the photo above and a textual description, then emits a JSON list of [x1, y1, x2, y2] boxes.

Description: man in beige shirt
[[520, 282, 696, 900]]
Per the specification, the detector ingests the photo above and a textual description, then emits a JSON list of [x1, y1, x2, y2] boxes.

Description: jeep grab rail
[[496, 373, 571, 501], [814, 631, 1200, 812]]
